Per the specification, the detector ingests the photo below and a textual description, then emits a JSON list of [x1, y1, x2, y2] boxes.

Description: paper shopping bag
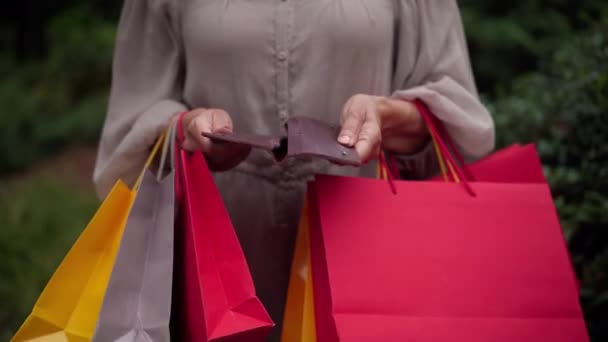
[[280, 148, 400, 342], [306, 100, 588, 341], [281, 200, 317, 342], [11, 181, 134, 342], [92, 171, 174, 342], [170, 146, 273, 341], [12, 132, 168, 342], [308, 175, 588, 342], [92, 124, 176, 342]]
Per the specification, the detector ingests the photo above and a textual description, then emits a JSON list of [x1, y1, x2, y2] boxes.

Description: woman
[[94, 0, 494, 340]]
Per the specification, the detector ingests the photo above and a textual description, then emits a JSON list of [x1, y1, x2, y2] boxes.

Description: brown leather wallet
[[202, 117, 361, 166]]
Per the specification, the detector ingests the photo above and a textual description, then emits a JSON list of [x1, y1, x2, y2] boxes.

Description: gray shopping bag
[[93, 126, 176, 342]]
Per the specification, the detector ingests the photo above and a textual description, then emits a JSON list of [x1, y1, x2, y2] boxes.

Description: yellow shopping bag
[[12, 132, 167, 342], [281, 198, 317, 342]]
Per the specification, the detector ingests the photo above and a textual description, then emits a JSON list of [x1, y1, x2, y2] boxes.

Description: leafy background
[[0, 1, 606, 340]]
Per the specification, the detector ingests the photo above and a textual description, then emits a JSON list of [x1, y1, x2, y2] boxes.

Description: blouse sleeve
[[93, 0, 187, 197], [390, 0, 495, 179]]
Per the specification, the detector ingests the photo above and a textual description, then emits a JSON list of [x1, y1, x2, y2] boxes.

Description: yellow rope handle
[[432, 137, 449, 182], [376, 156, 389, 180], [445, 157, 461, 183], [430, 129, 459, 183], [133, 128, 168, 191]]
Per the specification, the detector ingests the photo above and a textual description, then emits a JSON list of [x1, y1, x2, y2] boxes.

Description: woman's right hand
[[179, 108, 251, 171]]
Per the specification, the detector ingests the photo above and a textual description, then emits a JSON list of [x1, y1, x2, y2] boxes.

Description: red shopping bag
[[171, 115, 274, 341], [430, 143, 547, 183], [308, 103, 588, 341]]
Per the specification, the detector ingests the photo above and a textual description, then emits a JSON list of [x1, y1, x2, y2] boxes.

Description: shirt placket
[[275, 0, 292, 122]]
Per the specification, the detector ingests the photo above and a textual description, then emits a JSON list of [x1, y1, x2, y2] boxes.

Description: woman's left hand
[[338, 94, 430, 162]]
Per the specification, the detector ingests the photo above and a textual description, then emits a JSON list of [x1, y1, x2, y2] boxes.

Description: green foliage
[[460, 0, 608, 93], [0, 1, 606, 341], [0, 178, 99, 341], [489, 21, 608, 340], [0, 5, 115, 173]]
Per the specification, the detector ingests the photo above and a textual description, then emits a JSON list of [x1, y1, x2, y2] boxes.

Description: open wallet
[[202, 116, 362, 166]]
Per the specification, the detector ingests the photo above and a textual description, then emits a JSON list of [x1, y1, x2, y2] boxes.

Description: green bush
[[0, 5, 115, 173], [0, 178, 98, 340], [489, 20, 608, 340], [460, 0, 608, 93], [0, 1, 606, 341]]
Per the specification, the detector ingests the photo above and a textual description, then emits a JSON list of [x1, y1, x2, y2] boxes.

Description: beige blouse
[[94, 0, 494, 339]]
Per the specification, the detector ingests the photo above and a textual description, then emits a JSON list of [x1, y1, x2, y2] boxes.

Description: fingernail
[[338, 135, 351, 145], [216, 126, 231, 133]]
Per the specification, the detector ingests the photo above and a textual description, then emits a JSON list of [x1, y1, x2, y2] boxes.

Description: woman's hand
[[338, 94, 429, 162], [179, 108, 251, 171]]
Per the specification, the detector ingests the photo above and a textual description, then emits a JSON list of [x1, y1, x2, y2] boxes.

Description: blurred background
[[0, 0, 606, 340]]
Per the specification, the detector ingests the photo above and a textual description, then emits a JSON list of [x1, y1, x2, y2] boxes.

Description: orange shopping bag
[[281, 200, 317, 342], [281, 160, 391, 342]]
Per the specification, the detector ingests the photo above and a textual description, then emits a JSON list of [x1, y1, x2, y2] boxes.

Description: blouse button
[[277, 51, 288, 61]]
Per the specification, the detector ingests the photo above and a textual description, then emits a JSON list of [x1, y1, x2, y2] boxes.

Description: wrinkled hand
[[179, 108, 251, 171], [338, 94, 428, 162]]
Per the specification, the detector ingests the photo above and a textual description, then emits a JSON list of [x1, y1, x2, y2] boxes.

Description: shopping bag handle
[[379, 137, 459, 183], [413, 100, 476, 196], [377, 131, 459, 184], [133, 127, 168, 191], [430, 121, 460, 183], [377, 152, 397, 194], [173, 112, 187, 204], [377, 100, 476, 196], [156, 119, 178, 181], [417, 101, 474, 182]]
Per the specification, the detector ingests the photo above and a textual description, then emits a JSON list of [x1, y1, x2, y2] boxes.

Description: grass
[[0, 176, 99, 340]]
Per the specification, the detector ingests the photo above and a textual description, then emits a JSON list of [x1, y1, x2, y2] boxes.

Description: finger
[[210, 109, 233, 132], [338, 98, 354, 144], [187, 109, 235, 152], [187, 110, 214, 152], [201, 109, 248, 159], [180, 111, 202, 151], [338, 99, 366, 146], [355, 120, 381, 162], [354, 100, 381, 161]]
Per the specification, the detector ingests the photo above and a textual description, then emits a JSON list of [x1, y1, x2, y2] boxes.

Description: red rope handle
[[387, 153, 400, 181], [413, 100, 476, 196], [429, 113, 475, 181], [176, 111, 188, 147], [173, 111, 189, 205]]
